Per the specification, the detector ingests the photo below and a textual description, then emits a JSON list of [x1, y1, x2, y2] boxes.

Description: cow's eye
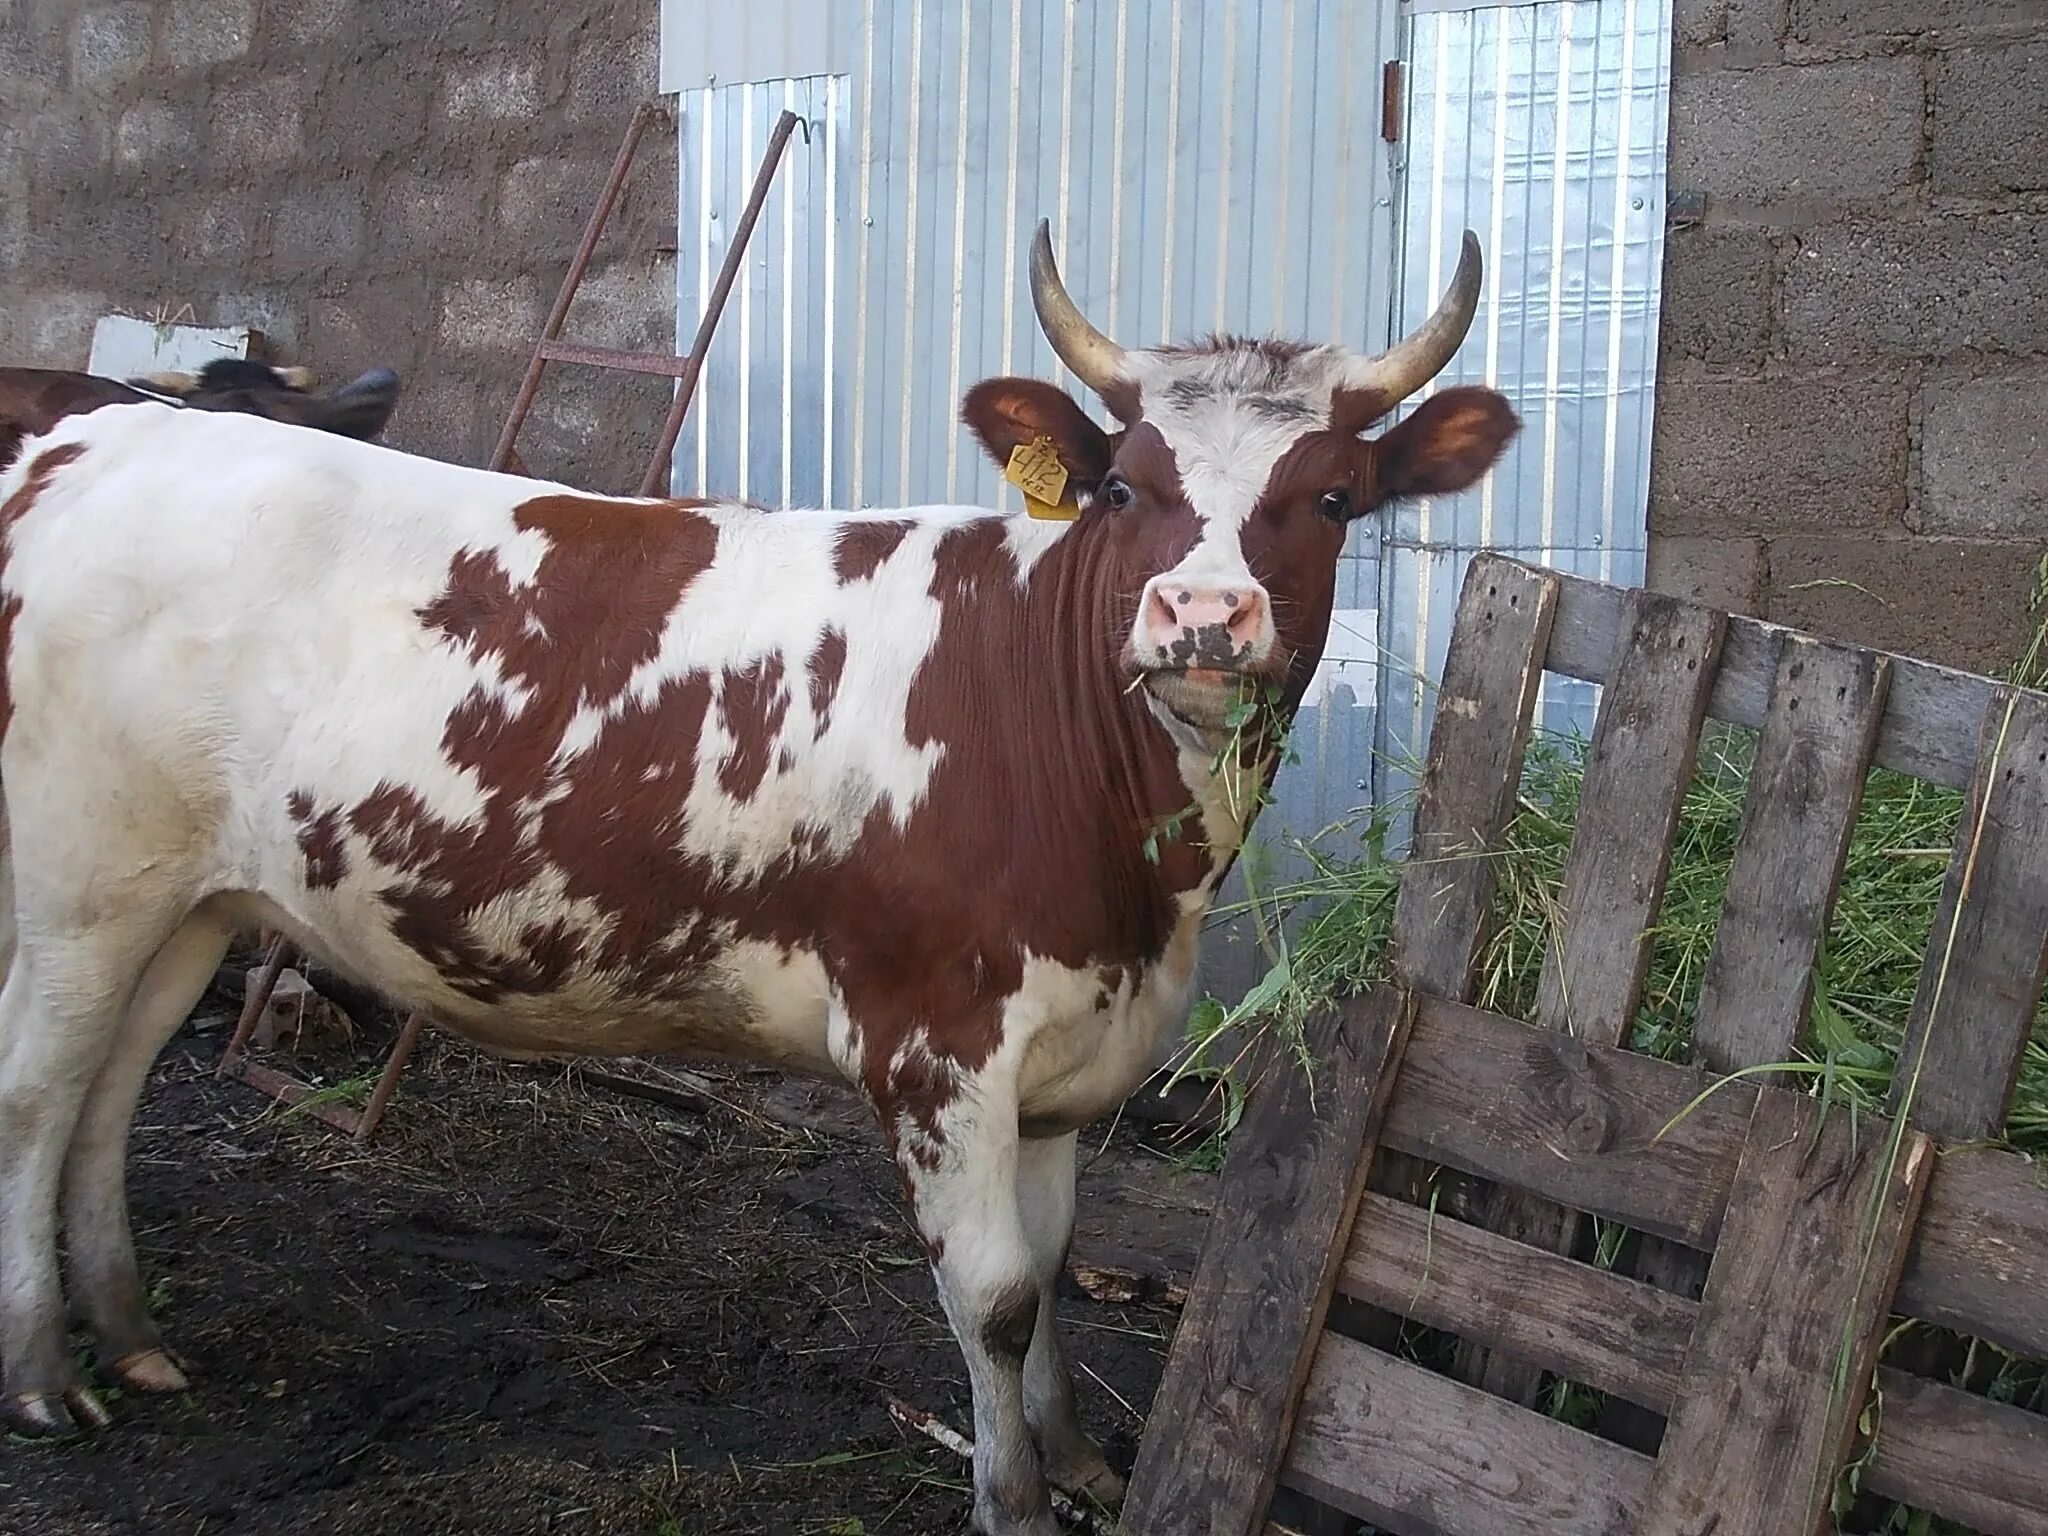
[[1101, 476, 1135, 510], [1318, 488, 1353, 521]]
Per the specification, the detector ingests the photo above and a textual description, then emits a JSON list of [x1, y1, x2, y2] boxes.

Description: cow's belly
[[236, 889, 840, 1076]]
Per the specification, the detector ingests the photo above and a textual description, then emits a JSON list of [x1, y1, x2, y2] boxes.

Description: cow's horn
[[1343, 230, 1484, 406], [134, 370, 200, 395], [277, 366, 317, 390], [1028, 219, 1127, 397]]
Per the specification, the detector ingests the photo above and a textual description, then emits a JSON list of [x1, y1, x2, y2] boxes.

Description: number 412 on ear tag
[[1005, 435, 1079, 521]]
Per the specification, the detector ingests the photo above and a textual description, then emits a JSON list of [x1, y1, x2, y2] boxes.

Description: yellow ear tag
[[1005, 436, 1079, 521]]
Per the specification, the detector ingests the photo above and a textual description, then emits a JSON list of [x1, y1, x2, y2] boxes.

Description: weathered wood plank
[[1338, 1192, 1692, 1410], [1280, 1332, 1652, 1536], [1370, 552, 1557, 1366], [1542, 559, 2003, 792], [1380, 995, 1755, 1249], [1865, 1369, 2048, 1535], [1120, 990, 1416, 1536], [1597, 637, 1892, 1443], [1333, 1187, 2046, 1530], [1694, 635, 1893, 1071], [1896, 1143, 2048, 1361], [1390, 552, 1558, 999], [1465, 592, 1724, 1398], [1534, 591, 1728, 1044], [1890, 686, 2048, 1142], [1641, 1090, 1934, 1535]]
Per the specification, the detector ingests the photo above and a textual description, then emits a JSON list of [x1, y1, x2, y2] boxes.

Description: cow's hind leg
[[63, 906, 233, 1395], [1016, 1131, 1124, 1510], [0, 918, 169, 1434], [893, 1084, 1059, 1536]]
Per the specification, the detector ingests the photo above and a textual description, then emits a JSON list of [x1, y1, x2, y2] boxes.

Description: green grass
[[1184, 688, 2048, 1161]]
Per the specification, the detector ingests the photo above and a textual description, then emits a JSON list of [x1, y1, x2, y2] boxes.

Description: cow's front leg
[[889, 1079, 1058, 1536], [1016, 1130, 1123, 1509]]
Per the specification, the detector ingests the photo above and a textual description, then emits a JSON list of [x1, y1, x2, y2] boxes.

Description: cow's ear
[[1375, 386, 1520, 498], [961, 377, 1114, 489]]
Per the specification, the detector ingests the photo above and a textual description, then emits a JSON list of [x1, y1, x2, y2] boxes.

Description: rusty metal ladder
[[215, 98, 807, 1140]]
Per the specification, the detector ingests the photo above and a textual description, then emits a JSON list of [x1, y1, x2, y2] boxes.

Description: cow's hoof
[[109, 1348, 189, 1394], [64, 1385, 115, 1430], [1061, 1460, 1126, 1510], [4, 1390, 87, 1438]]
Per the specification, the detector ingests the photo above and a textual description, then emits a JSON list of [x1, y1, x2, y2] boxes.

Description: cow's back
[[0, 407, 1012, 1076], [1, 405, 541, 783]]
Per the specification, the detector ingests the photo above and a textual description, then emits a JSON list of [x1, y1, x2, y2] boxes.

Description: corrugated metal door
[[1380, 0, 1673, 791]]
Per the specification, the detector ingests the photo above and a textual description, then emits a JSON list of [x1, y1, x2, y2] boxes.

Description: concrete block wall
[[1651, 0, 2048, 674], [0, 0, 678, 492]]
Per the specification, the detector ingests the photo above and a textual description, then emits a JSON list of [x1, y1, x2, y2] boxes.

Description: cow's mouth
[[1141, 668, 1258, 733]]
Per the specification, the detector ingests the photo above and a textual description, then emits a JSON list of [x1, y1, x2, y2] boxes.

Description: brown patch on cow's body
[[717, 656, 790, 801], [808, 628, 848, 730], [292, 495, 729, 1008], [287, 791, 350, 889], [832, 520, 912, 583], [0, 443, 87, 735]]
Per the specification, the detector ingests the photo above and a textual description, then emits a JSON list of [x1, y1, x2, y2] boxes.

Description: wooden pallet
[[1121, 553, 2048, 1536]]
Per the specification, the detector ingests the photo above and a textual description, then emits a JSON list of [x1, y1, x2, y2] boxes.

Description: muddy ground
[[0, 976, 1220, 1536]]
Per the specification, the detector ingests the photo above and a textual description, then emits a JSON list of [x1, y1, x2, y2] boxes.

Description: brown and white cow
[[0, 357, 401, 470], [0, 225, 1513, 1535]]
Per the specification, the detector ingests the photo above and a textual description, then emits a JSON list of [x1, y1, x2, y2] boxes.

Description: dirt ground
[[0, 975, 1214, 1536]]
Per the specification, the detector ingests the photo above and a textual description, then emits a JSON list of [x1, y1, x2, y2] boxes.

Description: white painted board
[[86, 316, 255, 381]]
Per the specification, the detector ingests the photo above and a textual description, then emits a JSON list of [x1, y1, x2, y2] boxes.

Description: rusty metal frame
[[216, 99, 806, 1140]]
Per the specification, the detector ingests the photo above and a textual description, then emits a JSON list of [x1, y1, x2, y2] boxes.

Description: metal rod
[[538, 338, 704, 378], [217, 932, 291, 1076], [638, 108, 805, 498], [219, 1056, 365, 1137], [353, 1010, 429, 1144], [490, 101, 663, 475]]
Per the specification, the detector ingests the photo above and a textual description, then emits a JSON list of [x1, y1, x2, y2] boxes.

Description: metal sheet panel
[[675, 0, 1404, 515], [1379, 0, 1672, 800], [658, 0, 854, 91]]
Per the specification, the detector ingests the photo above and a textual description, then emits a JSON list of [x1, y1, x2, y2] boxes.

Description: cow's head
[[131, 358, 402, 441], [963, 221, 1517, 743]]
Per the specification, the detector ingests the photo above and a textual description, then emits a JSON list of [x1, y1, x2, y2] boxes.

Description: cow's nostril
[[1150, 590, 1179, 631]]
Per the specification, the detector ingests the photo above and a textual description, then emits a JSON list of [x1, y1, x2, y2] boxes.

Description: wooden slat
[[1338, 1192, 1692, 1409], [1542, 558, 2006, 792], [1533, 590, 1727, 1043], [1599, 637, 1893, 1443], [1465, 592, 1724, 1398], [1694, 635, 1893, 1070], [1381, 995, 1756, 1249], [1896, 1143, 2048, 1361], [1641, 1089, 1934, 1534], [1890, 686, 2048, 1141], [1334, 1186, 2048, 1530], [1120, 990, 1416, 1536], [1390, 552, 1558, 998], [1864, 1369, 2048, 1536], [1281, 1332, 1652, 1536]]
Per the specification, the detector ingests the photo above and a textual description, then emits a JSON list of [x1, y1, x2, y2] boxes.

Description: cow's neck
[[1008, 515, 1279, 915]]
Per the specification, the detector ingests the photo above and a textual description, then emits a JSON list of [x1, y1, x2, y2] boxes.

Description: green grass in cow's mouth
[[1137, 667, 1261, 734]]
